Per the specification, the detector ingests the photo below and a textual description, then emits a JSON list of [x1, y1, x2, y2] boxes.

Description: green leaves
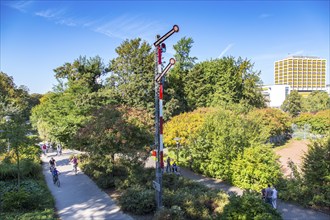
[[107, 38, 154, 111], [281, 90, 303, 117], [231, 145, 282, 191], [183, 57, 265, 110]]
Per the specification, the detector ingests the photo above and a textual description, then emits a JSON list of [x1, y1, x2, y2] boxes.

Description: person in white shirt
[[272, 186, 278, 209]]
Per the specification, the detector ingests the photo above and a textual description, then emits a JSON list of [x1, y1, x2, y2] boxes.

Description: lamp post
[[174, 137, 181, 162]]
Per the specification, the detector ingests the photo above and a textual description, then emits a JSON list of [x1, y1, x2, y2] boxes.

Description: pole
[[153, 25, 179, 210], [154, 36, 162, 209]]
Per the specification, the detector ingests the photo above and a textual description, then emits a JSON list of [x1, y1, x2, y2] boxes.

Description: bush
[[0, 208, 56, 220], [162, 174, 229, 219], [231, 145, 282, 191], [0, 156, 42, 181], [302, 137, 330, 208], [221, 191, 282, 220], [191, 108, 251, 181], [119, 185, 156, 215], [154, 206, 185, 220], [0, 179, 54, 212], [2, 189, 30, 211]]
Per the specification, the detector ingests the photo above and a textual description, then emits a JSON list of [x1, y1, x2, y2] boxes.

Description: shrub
[[191, 108, 251, 181], [221, 191, 282, 220], [0, 161, 17, 180], [0, 208, 56, 220], [0, 179, 54, 212], [231, 145, 282, 191], [119, 185, 156, 215], [302, 137, 330, 208], [2, 189, 30, 211], [154, 206, 185, 220], [162, 175, 229, 219]]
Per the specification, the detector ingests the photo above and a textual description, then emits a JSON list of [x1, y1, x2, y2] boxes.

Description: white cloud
[[35, 9, 64, 19], [4, 0, 33, 12], [218, 43, 234, 58], [94, 14, 162, 41]]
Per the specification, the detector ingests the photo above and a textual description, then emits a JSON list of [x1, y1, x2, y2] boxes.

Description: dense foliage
[[231, 145, 282, 191], [164, 105, 284, 189], [279, 137, 330, 211], [221, 191, 281, 220], [303, 91, 330, 112], [293, 110, 330, 135], [302, 137, 330, 208], [184, 57, 265, 109], [246, 108, 291, 143], [0, 146, 56, 219], [281, 90, 303, 117]]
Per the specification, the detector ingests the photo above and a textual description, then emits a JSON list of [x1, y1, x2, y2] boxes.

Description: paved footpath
[[180, 168, 330, 220], [42, 150, 132, 220]]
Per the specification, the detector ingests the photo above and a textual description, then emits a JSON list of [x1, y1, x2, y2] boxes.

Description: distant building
[[262, 85, 291, 108], [274, 56, 326, 95], [326, 84, 330, 95]]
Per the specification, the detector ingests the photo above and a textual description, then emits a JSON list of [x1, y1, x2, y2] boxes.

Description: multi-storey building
[[274, 56, 326, 94]]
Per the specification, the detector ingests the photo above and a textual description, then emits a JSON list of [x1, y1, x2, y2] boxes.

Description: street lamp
[[174, 137, 181, 162]]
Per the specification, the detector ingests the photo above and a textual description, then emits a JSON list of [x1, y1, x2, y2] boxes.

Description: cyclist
[[52, 167, 60, 184], [49, 157, 56, 172], [71, 156, 78, 174]]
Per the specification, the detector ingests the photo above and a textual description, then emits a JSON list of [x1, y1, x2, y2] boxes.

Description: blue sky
[[1, 0, 329, 94]]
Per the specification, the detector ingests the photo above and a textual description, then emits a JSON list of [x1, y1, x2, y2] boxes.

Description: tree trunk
[[15, 148, 20, 188]]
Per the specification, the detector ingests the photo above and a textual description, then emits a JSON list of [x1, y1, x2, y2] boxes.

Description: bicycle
[[53, 174, 60, 187]]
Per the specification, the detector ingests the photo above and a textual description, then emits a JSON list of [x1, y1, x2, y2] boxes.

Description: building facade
[[262, 85, 291, 108], [274, 56, 326, 94]]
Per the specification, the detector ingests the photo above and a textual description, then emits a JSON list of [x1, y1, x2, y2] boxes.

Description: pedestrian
[[265, 184, 273, 205], [172, 161, 178, 173], [166, 156, 171, 173], [57, 143, 62, 156], [272, 186, 278, 209], [42, 143, 47, 156]]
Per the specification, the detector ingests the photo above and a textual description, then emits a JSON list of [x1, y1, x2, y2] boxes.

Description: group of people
[[49, 157, 60, 184], [48, 155, 79, 184], [261, 184, 278, 209], [41, 142, 62, 156], [165, 157, 179, 173]]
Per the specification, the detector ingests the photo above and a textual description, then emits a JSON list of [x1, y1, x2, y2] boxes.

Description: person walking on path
[[56, 143, 62, 156], [166, 157, 171, 173], [42, 143, 47, 155], [265, 184, 273, 205], [272, 186, 278, 209]]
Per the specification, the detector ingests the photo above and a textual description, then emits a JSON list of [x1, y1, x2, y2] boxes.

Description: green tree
[[31, 56, 113, 146], [54, 56, 106, 92], [164, 37, 197, 118], [302, 137, 330, 207], [106, 38, 154, 111], [303, 91, 330, 112], [183, 57, 265, 110], [246, 108, 291, 143], [281, 90, 303, 117], [74, 105, 153, 176]]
